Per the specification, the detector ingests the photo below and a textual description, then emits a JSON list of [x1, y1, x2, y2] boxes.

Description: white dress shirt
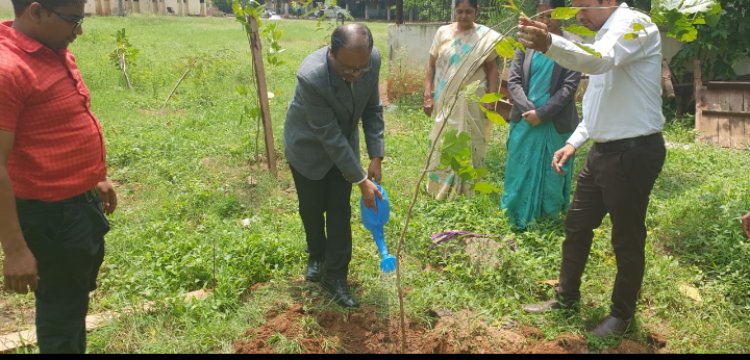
[[545, 3, 664, 149]]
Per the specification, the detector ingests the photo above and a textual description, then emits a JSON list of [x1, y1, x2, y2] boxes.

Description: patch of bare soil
[[0, 298, 35, 335], [233, 302, 666, 354], [519, 333, 589, 354], [234, 305, 525, 354]]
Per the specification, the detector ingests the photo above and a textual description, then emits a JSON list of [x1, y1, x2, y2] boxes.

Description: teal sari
[[501, 52, 573, 229]]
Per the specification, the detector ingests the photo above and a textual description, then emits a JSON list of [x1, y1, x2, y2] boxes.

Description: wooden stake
[[245, 15, 278, 178], [694, 59, 704, 139]]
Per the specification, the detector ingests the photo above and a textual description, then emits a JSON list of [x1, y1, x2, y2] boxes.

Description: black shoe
[[320, 278, 359, 308], [521, 299, 579, 314], [592, 315, 631, 337], [305, 258, 323, 282]]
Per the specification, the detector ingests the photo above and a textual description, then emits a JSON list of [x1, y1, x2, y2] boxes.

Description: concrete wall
[[1, 0, 13, 13], [387, 23, 444, 75], [387, 23, 748, 78], [81, 0, 205, 16], [165, 0, 205, 16]]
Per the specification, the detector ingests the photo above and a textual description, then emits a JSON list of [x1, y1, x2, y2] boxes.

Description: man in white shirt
[[516, 0, 666, 337]]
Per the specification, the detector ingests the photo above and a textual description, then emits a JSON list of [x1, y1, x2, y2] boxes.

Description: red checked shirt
[[0, 21, 106, 201]]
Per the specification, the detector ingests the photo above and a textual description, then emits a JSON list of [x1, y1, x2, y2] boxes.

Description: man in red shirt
[[0, 0, 117, 353]]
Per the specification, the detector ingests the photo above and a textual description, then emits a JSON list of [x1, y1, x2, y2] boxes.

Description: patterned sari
[[426, 24, 501, 200]]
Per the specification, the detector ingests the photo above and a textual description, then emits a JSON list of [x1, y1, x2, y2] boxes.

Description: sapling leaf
[[573, 42, 602, 58], [551, 7, 580, 20], [563, 24, 597, 37], [479, 92, 502, 104], [474, 182, 501, 194], [495, 38, 516, 58]]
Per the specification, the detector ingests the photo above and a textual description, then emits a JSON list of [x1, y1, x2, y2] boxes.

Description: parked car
[[312, 5, 349, 20]]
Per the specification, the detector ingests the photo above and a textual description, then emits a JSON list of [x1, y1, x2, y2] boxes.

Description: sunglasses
[[42, 5, 84, 33]]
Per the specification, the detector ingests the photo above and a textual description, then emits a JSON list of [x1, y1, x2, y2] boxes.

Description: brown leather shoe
[[592, 315, 631, 337], [522, 299, 579, 313]]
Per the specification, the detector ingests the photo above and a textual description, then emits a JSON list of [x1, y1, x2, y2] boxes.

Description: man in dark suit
[[284, 23, 384, 308]]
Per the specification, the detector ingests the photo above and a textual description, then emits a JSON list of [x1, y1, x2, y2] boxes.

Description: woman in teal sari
[[501, 0, 581, 229]]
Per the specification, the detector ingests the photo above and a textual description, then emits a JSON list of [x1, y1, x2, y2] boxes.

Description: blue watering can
[[360, 180, 397, 273]]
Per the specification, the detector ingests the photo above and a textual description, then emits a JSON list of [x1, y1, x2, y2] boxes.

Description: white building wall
[[1, 0, 14, 13], [1, 0, 202, 16]]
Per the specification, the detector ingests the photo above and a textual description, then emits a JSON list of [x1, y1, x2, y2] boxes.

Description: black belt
[[16, 188, 99, 205], [594, 133, 663, 153]]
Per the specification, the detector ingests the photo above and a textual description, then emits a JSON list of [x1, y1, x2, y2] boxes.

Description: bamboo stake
[[245, 15, 278, 178]]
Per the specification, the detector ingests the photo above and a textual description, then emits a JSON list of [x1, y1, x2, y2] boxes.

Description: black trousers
[[558, 133, 666, 320], [290, 165, 353, 280], [16, 191, 109, 354]]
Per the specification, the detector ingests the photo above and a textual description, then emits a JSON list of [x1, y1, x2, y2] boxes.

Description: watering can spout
[[360, 180, 396, 273]]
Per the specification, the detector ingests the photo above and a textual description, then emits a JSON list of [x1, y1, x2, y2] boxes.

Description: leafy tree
[[669, 0, 749, 80], [624, 0, 652, 11], [212, 0, 233, 13], [214, 0, 256, 13]]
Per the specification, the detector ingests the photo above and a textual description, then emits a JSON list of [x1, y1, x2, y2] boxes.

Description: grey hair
[[330, 23, 374, 55]]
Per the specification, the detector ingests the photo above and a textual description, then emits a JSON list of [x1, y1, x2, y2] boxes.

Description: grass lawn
[[1, 13, 749, 353]]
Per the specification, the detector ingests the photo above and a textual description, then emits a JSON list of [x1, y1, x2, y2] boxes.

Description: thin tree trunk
[[119, 54, 133, 89]]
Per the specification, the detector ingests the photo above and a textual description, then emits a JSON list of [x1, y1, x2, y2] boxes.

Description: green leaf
[[632, 23, 645, 32], [474, 167, 488, 179], [677, 25, 698, 42], [505, 36, 526, 54], [232, 0, 245, 19], [479, 92, 502, 104], [473, 182, 501, 194], [551, 7, 580, 20], [503, 1, 519, 13], [495, 38, 516, 58], [624, 33, 638, 40], [457, 165, 476, 181], [679, 0, 718, 14], [480, 106, 507, 125], [562, 24, 597, 37], [573, 42, 602, 58], [705, 3, 721, 26]]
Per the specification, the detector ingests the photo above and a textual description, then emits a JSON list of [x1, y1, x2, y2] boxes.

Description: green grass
[[1, 14, 748, 353]]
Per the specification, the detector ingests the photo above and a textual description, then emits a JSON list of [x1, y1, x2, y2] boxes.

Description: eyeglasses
[[42, 5, 84, 33], [335, 57, 371, 75]]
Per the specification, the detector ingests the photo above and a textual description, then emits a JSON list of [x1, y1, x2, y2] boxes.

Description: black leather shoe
[[320, 278, 359, 308], [304, 258, 323, 282], [521, 299, 579, 314], [592, 315, 631, 337]]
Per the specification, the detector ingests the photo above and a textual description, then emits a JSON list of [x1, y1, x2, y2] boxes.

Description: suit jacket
[[508, 49, 581, 134], [284, 46, 384, 182]]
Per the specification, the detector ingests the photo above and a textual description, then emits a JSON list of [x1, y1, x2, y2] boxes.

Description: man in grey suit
[[284, 23, 384, 308]]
